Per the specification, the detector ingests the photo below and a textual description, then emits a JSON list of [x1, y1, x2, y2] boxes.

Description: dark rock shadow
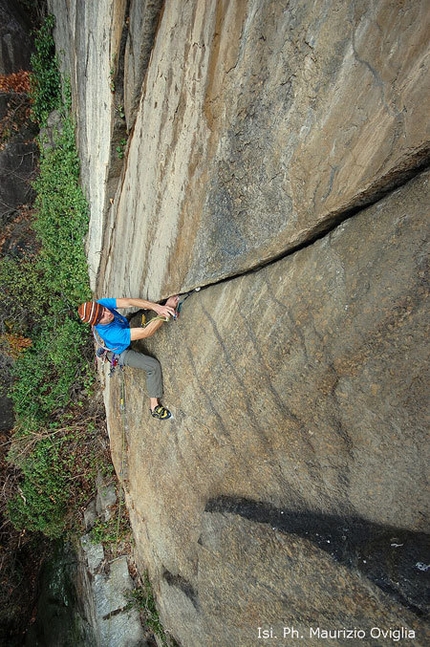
[[205, 496, 430, 618]]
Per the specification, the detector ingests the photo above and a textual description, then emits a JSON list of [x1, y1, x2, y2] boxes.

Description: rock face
[[49, 1, 429, 645], [0, 0, 34, 74], [26, 478, 148, 647], [100, 0, 429, 297], [0, 0, 38, 231], [0, 135, 37, 226], [78, 539, 148, 647], [105, 171, 429, 645]]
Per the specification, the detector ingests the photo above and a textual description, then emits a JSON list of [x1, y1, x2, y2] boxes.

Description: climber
[[78, 296, 179, 420]]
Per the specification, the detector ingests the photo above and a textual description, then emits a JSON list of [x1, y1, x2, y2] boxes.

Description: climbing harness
[[92, 328, 122, 377], [95, 346, 121, 377]]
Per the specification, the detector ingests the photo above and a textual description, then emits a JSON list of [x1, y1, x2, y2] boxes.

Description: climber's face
[[98, 307, 115, 325]]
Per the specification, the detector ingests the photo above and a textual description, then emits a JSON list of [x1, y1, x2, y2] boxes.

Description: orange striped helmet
[[77, 301, 104, 325]]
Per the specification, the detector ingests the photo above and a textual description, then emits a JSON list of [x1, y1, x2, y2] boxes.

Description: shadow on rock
[[205, 496, 430, 617]]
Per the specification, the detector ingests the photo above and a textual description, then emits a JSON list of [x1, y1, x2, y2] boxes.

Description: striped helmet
[[78, 301, 104, 326]]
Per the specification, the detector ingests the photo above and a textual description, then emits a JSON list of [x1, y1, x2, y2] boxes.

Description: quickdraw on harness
[[92, 328, 122, 377], [139, 313, 170, 326]]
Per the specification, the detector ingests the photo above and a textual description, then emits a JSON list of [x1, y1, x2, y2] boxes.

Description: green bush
[[10, 110, 92, 435], [6, 16, 104, 539], [30, 14, 62, 125], [11, 318, 92, 431], [0, 255, 45, 335], [7, 438, 69, 538], [33, 115, 91, 304]]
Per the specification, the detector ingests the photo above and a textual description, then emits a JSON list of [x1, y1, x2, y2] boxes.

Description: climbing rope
[[113, 368, 127, 554], [118, 367, 128, 474], [102, 295, 197, 553]]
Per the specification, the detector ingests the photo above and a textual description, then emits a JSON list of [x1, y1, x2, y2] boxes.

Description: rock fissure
[[183, 158, 430, 297]]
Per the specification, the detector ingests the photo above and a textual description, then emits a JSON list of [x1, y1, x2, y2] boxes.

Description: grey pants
[[115, 348, 163, 398]]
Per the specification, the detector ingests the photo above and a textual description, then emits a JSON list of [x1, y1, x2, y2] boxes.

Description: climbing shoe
[[151, 405, 172, 420]]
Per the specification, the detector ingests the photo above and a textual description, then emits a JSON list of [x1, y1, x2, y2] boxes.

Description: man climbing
[[78, 296, 179, 420]]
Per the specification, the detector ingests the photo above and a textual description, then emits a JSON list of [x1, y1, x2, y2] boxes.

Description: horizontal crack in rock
[[188, 155, 430, 296]]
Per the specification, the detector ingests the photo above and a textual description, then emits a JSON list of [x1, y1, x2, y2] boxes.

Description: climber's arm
[[115, 298, 175, 318], [129, 317, 167, 340]]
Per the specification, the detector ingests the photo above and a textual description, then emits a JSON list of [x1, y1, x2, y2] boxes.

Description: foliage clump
[[126, 573, 174, 647], [1, 15, 108, 539], [29, 14, 62, 126], [0, 71, 33, 149]]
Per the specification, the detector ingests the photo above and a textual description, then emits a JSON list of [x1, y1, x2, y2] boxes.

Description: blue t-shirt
[[94, 298, 131, 353]]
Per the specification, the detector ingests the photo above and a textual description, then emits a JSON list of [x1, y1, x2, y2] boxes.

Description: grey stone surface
[[39, 109, 64, 150], [123, 0, 164, 130], [0, 138, 38, 223], [97, 0, 430, 298], [80, 534, 104, 573], [162, 512, 426, 647], [93, 557, 148, 647], [0, 0, 34, 74], [104, 170, 429, 645], [25, 542, 97, 647], [79, 536, 148, 646], [83, 499, 98, 530], [0, 394, 14, 430], [49, 1, 430, 645], [95, 472, 117, 519]]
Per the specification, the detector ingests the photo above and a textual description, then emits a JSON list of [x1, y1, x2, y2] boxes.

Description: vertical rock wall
[[0, 0, 34, 74], [98, 0, 429, 297], [105, 171, 429, 645], [49, 1, 429, 645]]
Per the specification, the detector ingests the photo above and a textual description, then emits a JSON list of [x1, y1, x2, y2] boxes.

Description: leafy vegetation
[[29, 14, 62, 126], [89, 503, 130, 547], [2, 15, 108, 539], [1, 13, 169, 646], [116, 137, 127, 159], [126, 573, 173, 647]]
